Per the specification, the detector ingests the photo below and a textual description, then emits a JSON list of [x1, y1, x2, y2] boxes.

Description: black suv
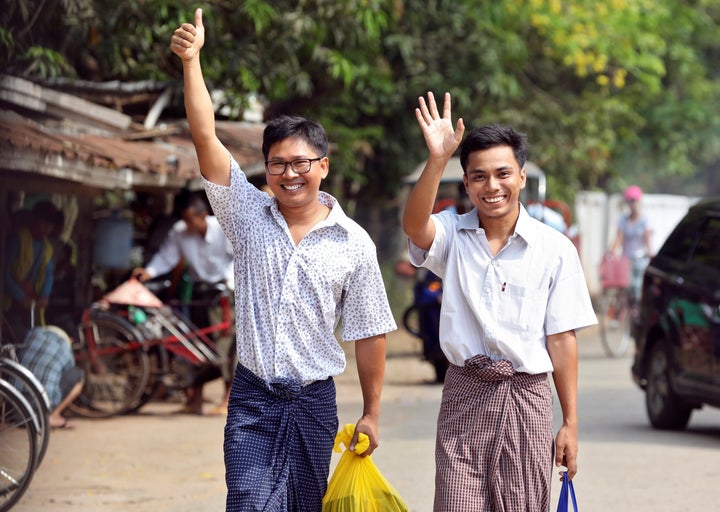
[[631, 197, 720, 430]]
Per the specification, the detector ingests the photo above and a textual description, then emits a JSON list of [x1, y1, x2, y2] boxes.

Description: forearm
[[355, 334, 386, 418], [5, 275, 26, 301], [182, 56, 229, 184], [183, 56, 215, 149], [402, 157, 448, 248], [39, 260, 54, 298], [145, 241, 180, 279], [547, 331, 578, 427]]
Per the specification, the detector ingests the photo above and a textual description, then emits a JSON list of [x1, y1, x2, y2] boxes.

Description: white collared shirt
[[203, 156, 396, 384], [408, 204, 597, 374], [146, 215, 234, 287]]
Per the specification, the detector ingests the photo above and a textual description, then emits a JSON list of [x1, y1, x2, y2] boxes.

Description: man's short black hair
[[32, 200, 60, 224], [261, 115, 329, 160], [175, 190, 208, 216], [460, 124, 529, 172]]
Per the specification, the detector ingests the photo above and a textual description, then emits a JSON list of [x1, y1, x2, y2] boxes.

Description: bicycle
[[597, 253, 645, 358], [1, 312, 53, 470], [0, 347, 51, 468], [0, 374, 39, 512], [70, 279, 232, 418]]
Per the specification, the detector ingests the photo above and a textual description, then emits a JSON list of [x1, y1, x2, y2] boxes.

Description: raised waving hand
[[415, 91, 465, 160], [170, 8, 205, 61]]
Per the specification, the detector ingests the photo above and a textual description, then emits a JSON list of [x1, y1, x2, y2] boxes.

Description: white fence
[[575, 191, 702, 297]]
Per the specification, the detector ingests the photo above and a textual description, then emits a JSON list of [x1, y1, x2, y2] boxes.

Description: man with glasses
[[170, 9, 396, 512]]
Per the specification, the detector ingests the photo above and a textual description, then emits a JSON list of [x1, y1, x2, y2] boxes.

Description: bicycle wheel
[[0, 359, 50, 468], [0, 379, 38, 512], [70, 312, 150, 418], [598, 287, 632, 357], [402, 306, 422, 338]]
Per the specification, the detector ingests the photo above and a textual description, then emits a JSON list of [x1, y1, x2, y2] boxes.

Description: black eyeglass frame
[[264, 156, 325, 176]]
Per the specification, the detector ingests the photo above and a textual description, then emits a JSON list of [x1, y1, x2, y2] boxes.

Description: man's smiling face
[[265, 136, 328, 210], [462, 145, 526, 221]]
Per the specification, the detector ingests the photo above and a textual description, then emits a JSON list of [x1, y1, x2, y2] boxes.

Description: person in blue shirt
[[610, 185, 653, 301], [3, 200, 61, 343]]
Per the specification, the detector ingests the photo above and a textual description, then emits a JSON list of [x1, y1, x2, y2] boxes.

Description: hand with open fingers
[[555, 424, 578, 480], [170, 8, 205, 61], [415, 91, 465, 160], [349, 416, 379, 458]]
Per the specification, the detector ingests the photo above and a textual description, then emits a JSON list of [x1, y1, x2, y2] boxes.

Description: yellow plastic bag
[[322, 424, 409, 512]]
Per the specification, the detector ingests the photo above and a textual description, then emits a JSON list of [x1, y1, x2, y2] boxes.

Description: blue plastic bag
[[557, 472, 578, 512]]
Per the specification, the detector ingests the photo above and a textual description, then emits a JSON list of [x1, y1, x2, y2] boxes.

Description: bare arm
[[643, 224, 653, 258], [351, 334, 386, 457], [547, 330, 579, 480], [610, 227, 623, 255], [170, 8, 230, 185], [402, 92, 465, 250]]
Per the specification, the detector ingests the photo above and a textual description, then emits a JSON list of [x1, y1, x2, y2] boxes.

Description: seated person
[[19, 325, 84, 429]]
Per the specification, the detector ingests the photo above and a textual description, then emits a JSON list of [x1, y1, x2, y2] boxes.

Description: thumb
[[454, 118, 465, 141], [194, 7, 204, 29]]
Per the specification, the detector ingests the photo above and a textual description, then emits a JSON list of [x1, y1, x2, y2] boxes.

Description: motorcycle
[[401, 269, 449, 383]]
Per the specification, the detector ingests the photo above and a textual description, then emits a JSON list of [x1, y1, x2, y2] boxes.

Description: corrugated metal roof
[[0, 75, 266, 191], [0, 112, 265, 190]]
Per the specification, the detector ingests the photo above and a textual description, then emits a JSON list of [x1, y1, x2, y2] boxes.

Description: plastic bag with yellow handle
[[322, 424, 409, 512]]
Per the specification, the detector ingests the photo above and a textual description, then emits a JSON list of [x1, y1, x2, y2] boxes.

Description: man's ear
[[320, 156, 329, 179]]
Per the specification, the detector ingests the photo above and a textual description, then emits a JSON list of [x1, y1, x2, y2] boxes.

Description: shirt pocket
[[502, 283, 547, 332]]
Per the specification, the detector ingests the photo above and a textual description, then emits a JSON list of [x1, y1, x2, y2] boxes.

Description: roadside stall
[[0, 74, 265, 344]]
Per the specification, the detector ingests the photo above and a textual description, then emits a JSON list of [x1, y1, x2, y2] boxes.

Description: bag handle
[[557, 472, 578, 512]]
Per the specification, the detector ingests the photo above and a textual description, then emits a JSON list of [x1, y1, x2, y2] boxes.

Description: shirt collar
[[267, 191, 352, 232], [456, 203, 537, 247]]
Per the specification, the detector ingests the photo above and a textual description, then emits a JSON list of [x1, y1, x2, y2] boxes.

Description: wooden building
[[0, 74, 265, 341]]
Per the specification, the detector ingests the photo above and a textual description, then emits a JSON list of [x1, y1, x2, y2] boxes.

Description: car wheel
[[645, 341, 693, 430]]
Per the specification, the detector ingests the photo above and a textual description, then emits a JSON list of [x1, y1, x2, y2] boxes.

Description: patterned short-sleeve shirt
[[203, 156, 396, 384]]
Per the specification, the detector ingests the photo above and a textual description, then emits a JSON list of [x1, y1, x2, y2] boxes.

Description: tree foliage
[[3, 0, 719, 204]]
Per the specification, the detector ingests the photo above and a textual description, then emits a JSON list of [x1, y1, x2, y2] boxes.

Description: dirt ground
[[14, 324, 720, 512], [12, 329, 440, 512]]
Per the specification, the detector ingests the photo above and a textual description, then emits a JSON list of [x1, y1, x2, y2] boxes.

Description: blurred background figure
[[132, 192, 235, 415], [610, 185, 654, 301], [3, 200, 61, 343], [18, 325, 85, 429]]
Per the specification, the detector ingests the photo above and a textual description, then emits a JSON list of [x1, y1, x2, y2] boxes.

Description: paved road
[[13, 326, 720, 511]]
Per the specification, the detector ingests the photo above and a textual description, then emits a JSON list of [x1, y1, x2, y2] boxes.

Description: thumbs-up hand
[[170, 8, 205, 61]]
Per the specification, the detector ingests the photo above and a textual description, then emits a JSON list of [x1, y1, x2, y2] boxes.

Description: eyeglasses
[[264, 156, 325, 176]]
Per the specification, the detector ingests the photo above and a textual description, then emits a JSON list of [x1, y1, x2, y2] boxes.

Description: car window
[[659, 215, 699, 262], [690, 216, 720, 270]]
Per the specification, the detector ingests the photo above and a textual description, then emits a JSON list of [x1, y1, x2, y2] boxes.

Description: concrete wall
[[575, 191, 702, 297]]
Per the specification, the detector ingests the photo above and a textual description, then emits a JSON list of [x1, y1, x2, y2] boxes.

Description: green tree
[[3, 0, 719, 204]]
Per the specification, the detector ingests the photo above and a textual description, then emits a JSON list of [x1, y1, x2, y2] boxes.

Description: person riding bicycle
[[132, 192, 235, 415], [609, 185, 653, 303]]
